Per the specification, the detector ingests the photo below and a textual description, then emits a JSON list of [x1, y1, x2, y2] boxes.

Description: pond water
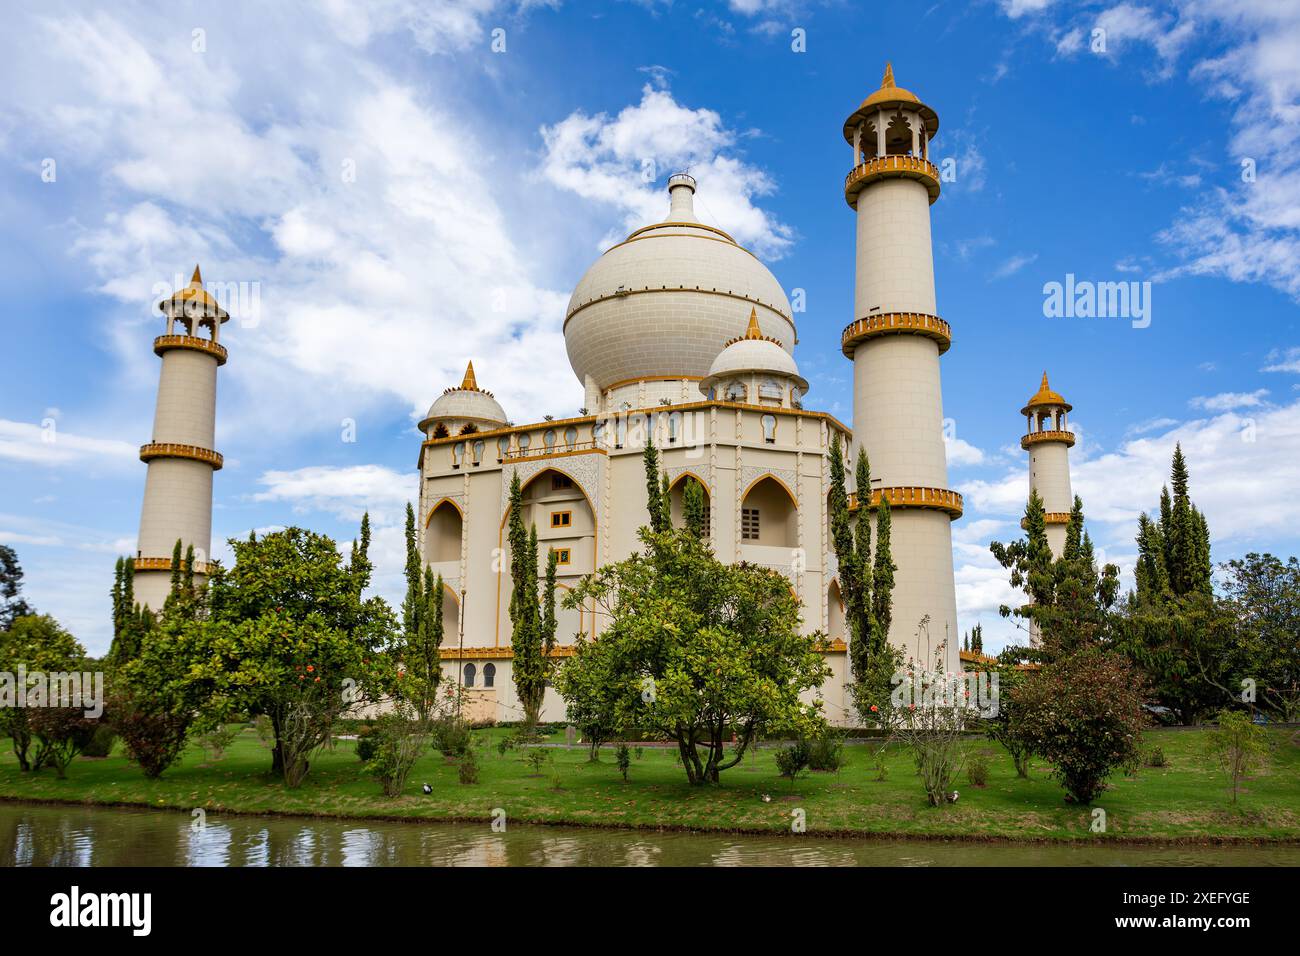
[[2, 802, 1296, 867]]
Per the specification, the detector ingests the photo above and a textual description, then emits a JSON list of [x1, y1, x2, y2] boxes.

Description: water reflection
[[1, 803, 1297, 867]]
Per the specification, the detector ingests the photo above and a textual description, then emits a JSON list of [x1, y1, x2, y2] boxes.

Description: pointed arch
[[828, 578, 845, 643], [740, 474, 798, 549], [668, 471, 712, 535], [424, 498, 463, 564]]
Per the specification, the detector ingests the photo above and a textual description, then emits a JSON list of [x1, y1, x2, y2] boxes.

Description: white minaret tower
[[1021, 371, 1075, 556], [134, 265, 228, 610], [840, 64, 961, 671]]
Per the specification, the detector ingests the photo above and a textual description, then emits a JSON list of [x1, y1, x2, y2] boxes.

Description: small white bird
[[948, 790, 959, 804], [422, 783, 432, 795], [761, 793, 772, 803]]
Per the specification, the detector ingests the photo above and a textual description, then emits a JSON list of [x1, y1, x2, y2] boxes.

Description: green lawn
[[1, 726, 1297, 842]]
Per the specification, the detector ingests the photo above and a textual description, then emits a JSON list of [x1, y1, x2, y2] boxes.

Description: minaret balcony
[[1021, 512, 1072, 530], [841, 312, 951, 357], [844, 155, 941, 208], [1020, 430, 1075, 449], [140, 442, 224, 470], [848, 485, 963, 519], [153, 334, 227, 366], [133, 556, 214, 575]]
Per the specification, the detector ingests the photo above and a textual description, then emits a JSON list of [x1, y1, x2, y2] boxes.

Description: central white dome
[[564, 175, 795, 391]]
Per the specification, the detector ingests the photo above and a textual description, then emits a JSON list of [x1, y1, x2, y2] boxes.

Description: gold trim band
[[139, 442, 224, 470], [565, 286, 795, 329], [845, 155, 941, 207], [1021, 430, 1076, 449], [153, 334, 227, 365], [1021, 512, 1073, 529], [133, 556, 213, 575], [842, 312, 951, 357], [849, 485, 963, 519]]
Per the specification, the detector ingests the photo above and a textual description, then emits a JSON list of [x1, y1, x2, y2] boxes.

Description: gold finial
[[461, 361, 478, 391], [881, 62, 895, 89], [1040, 370, 1050, 390], [191, 264, 203, 286], [744, 306, 762, 340]]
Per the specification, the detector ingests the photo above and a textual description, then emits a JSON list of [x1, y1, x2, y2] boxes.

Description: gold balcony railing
[[844, 155, 941, 207]]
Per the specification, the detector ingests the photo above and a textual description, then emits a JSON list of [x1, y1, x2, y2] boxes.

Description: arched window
[[667, 411, 682, 443], [564, 426, 578, 448], [472, 440, 485, 465], [544, 429, 556, 451], [451, 442, 464, 468], [518, 433, 531, 452], [497, 436, 510, 461], [463, 662, 476, 688], [483, 663, 496, 688], [432, 423, 449, 439], [759, 379, 783, 404], [761, 414, 777, 444], [458, 423, 479, 435], [592, 421, 606, 447], [725, 381, 747, 402]]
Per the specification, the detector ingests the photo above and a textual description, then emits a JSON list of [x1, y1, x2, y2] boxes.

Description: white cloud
[[252, 464, 413, 523], [1263, 347, 1300, 373], [945, 435, 986, 467], [1002, 0, 1058, 19], [0, 420, 136, 468], [1189, 389, 1270, 410], [538, 83, 796, 259], [991, 252, 1039, 279]]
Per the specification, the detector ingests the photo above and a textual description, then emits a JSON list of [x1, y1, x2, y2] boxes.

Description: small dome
[[842, 63, 939, 145], [419, 362, 508, 434], [1021, 371, 1071, 415], [701, 308, 808, 396], [159, 264, 229, 322]]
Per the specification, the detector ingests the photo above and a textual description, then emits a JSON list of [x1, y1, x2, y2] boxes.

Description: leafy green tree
[[643, 435, 669, 534], [1014, 646, 1147, 803], [0, 614, 85, 771], [558, 524, 829, 786], [1205, 709, 1270, 804], [1215, 553, 1300, 721], [0, 544, 34, 631], [200, 520, 396, 783]]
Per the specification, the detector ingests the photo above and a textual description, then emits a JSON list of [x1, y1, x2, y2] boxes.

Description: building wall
[[852, 178, 937, 317], [419, 402, 855, 725]]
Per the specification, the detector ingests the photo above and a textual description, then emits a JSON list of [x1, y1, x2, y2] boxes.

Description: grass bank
[[1, 726, 1296, 843]]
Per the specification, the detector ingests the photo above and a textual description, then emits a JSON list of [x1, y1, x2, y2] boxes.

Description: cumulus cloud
[[0, 420, 137, 469], [538, 83, 796, 258], [1189, 389, 1270, 410]]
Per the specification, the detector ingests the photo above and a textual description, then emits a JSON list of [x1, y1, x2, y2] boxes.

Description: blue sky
[[2, 0, 1299, 655]]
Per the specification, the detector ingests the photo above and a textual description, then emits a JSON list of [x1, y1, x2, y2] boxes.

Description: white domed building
[[415, 69, 970, 725]]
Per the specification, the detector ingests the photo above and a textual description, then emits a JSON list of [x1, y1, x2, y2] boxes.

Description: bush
[[1015, 647, 1148, 804], [966, 752, 990, 787], [458, 746, 480, 785], [807, 733, 845, 772], [113, 704, 192, 779], [774, 740, 811, 788], [1144, 746, 1167, 768], [496, 735, 516, 757], [198, 724, 240, 762], [431, 715, 471, 758], [524, 748, 548, 775], [29, 708, 100, 778], [354, 723, 380, 763], [81, 724, 117, 758], [1206, 709, 1269, 804], [365, 713, 428, 797], [616, 743, 631, 781]]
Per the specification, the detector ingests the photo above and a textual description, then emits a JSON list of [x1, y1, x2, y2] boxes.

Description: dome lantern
[[419, 360, 508, 438]]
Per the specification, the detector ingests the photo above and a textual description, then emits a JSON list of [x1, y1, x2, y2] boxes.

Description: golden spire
[[881, 62, 895, 90], [1039, 370, 1050, 391], [460, 360, 478, 391], [190, 264, 203, 286], [744, 306, 763, 339]]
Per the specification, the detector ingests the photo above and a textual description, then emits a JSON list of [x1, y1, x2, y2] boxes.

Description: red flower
[[870, 704, 879, 713], [306, 665, 315, 673]]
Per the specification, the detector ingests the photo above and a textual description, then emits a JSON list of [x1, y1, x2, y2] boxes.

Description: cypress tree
[[683, 478, 708, 538], [401, 502, 422, 641], [871, 497, 895, 651], [644, 436, 667, 533]]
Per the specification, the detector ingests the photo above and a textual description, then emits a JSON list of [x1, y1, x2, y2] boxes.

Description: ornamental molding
[[500, 453, 603, 518]]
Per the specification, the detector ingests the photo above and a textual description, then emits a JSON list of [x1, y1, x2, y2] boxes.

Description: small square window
[[552, 474, 573, 490], [551, 510, 572, 528], [741, 508, 760, 541], [554, 548, 571, 565]]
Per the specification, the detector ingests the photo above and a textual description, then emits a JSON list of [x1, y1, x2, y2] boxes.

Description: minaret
[[1020, 371, 1075, 557], [134, 266, 228, 610], [840, 64, 961, 670]]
